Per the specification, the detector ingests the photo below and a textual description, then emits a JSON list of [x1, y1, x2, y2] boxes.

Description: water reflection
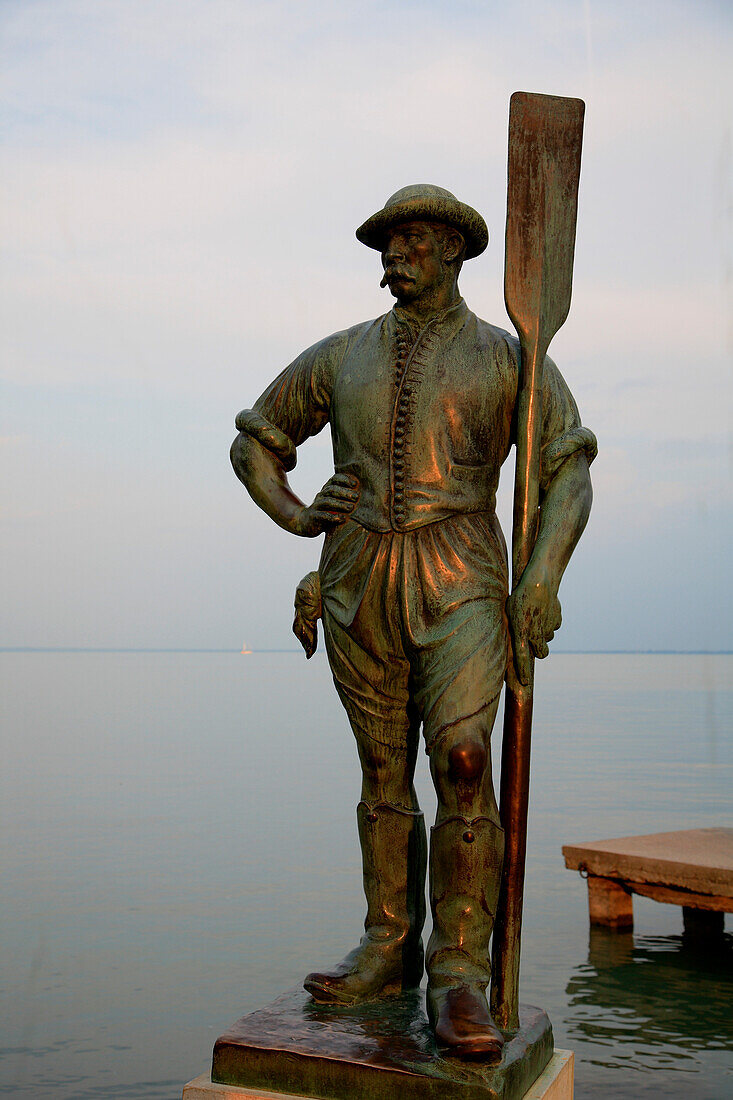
[[565, 926, 733, 1071]]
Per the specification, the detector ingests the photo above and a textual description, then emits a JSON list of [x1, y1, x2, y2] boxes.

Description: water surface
[[1, 653, 731, 1098]]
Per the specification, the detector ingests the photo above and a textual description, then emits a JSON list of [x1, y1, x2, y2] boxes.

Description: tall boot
[[426, 815, 505, 1060], [304, 800, 427, 1005]]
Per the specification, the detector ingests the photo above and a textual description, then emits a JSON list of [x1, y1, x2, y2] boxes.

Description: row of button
[[392, 322, 417, 525], [391, 321, 439, 525]]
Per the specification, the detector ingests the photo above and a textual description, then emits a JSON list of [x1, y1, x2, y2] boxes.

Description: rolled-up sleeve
[[539, 356, 597, 490], [253, 330, 349, 448]]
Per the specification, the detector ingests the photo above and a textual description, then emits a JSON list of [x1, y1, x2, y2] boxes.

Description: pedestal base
[[206, 988, 555, 1100], [183, 1050, 573, 1100]]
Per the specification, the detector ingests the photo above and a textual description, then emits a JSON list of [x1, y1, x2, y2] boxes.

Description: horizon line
[[1, 647, 731, 656]]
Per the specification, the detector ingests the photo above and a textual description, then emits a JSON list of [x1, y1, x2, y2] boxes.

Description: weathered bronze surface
[[212, 988, 553, 1100], [228, 91, 594, 1072], [491, 92, 586, 1031]]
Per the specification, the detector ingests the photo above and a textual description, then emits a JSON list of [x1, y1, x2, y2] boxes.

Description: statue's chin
[[390, 282, 418, 303]]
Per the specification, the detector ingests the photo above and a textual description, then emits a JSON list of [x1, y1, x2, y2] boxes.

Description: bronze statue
[[231, 173, 595, 1061]]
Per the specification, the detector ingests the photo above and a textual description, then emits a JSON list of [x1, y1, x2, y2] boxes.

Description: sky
[[1, 0, 731, 652]]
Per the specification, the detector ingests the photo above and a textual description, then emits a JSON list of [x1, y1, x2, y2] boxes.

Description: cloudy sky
[[1, 0, 731, 652]]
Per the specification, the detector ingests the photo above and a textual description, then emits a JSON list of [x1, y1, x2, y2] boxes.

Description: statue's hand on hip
[[293, 473, 360, 538], [506, 573, 562, 686]]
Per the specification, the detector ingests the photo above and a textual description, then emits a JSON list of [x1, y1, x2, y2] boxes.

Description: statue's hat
[[356, 184, 488, 259]]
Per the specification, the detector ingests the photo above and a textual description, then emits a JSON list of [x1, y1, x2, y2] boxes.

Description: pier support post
[[587, 875, 634, 929], [682, 907, 724, 937]]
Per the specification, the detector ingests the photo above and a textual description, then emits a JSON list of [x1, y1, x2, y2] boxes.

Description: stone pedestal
[[183, 1049, 573, 1100], [194, 987, 555, 1100]]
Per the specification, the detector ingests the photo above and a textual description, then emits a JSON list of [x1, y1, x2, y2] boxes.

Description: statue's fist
[[506, 577, 562, 686], [294, 473, 360, 538]]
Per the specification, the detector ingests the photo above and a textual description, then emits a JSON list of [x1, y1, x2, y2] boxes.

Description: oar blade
[[505, 91, 585, 349]]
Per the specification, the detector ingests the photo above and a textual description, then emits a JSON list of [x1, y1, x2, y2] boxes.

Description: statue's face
[[380, 220, 448, 301]]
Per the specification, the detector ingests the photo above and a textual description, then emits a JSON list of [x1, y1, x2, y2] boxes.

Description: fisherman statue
[[230, 182, 596, 1061]]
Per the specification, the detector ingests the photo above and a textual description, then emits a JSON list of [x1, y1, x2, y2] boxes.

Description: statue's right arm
[[231, 331, 358, 536], [230, 429, 307, 534], [230, 428, 359, 538]]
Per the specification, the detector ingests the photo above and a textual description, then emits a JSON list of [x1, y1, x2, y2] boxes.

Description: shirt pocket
[[449, 461, 490, 481]]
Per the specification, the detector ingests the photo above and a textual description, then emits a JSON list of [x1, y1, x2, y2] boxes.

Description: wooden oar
[[490, 91, 585, 1031]]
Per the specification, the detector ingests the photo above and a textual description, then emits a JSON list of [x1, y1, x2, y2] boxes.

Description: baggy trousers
[[319, 510, 509, 764]]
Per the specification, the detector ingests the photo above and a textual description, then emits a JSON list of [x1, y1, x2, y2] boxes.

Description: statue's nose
[[384, 243, 404, 264]]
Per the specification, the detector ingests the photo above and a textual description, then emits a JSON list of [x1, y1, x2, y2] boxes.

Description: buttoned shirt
[[254, 299, 588, 534]]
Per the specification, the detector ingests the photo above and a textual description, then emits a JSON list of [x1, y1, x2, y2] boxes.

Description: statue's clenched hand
[[294, 473, 360, 537], [506, 574, 562, 686]]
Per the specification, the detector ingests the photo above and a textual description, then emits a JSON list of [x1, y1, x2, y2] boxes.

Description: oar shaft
[[511, 338, 544, 585], [491, 334, 543, 1032], [491, 665, 533, 1029]]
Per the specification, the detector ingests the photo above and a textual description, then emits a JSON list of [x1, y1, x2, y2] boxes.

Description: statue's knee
[[447, 737, 487, 783]]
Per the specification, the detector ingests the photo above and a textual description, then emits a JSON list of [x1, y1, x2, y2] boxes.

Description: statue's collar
[[391, 296, 466, 330]]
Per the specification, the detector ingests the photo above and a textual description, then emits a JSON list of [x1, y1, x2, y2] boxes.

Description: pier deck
[[562, 827, 733, 932]]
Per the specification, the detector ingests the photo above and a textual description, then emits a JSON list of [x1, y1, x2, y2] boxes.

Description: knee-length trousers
[[319, 512, 509, 760]]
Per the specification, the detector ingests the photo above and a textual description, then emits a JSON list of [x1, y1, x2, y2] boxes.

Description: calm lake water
[[1, 652, 731, 1099]]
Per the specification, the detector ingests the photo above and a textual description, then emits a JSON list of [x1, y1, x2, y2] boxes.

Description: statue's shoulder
[[466, 311, 570, 403], [465, 309, 520, 366], [344, 313, 391, 340], [304, 314, 387, 358]]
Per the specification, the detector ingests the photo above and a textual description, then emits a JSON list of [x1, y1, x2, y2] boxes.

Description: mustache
[[380, 267, 416, 289]]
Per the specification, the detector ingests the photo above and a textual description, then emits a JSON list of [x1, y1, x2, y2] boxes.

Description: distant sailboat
[[240, 642, 253, 654]]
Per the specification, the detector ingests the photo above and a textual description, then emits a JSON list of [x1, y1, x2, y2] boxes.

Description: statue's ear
[[442, 230, 465, 265]]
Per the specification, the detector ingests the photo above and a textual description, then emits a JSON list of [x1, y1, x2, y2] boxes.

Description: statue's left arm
[[507, 356, 597, 685]]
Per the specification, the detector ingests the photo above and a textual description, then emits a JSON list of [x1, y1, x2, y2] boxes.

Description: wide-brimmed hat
[[356, 184, 488, 259]]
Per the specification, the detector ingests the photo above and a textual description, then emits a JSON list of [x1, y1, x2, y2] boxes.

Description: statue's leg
[[303, 605, 427, 1005], [412, 587, 508, 1060], [426, 706, 505, 1060]]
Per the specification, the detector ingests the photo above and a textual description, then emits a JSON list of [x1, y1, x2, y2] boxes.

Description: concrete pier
[[563, 827, 733, 931]]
